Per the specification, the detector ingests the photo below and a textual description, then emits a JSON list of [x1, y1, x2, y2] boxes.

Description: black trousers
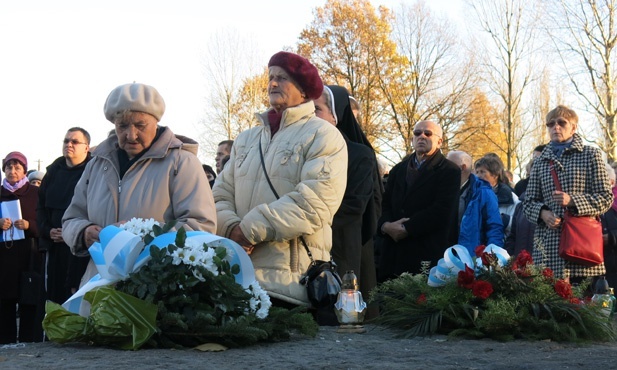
[[0, 299, 38, 344]]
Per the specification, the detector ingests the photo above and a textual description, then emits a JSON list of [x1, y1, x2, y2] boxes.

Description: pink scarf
[[612, 186, 617, 213], [2, 177, 28, 192]]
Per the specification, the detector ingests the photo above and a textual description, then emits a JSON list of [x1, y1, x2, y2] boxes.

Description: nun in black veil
[[314, 85, 382, 320]]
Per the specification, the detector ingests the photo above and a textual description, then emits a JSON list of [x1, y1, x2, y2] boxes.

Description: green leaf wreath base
[[112, 229, 318, 348], [371, 272, 617, 343], [44, 223, 318, 350]]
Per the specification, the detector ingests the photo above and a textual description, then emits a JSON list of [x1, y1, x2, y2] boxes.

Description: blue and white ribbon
[[62, 226, 255, 317], [475, 244, 510, 269], [427, 244, 511, 287], [428, 245, 474, 287]]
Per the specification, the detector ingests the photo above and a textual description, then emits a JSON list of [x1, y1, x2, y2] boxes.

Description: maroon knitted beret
[[268, 51, 323, 100], [2, 151, 27, 171]]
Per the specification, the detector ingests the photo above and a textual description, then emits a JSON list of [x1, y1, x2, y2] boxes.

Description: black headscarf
[[326, 85, 374, 150]]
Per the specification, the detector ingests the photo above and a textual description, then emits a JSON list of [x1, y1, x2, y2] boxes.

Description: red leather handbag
[[559, 211, 603, 266], [550, 161, 603, 266]]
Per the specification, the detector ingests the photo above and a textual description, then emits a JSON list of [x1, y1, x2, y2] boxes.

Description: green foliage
[[116, 223, 317, 348], [371, 255, 617, 342]]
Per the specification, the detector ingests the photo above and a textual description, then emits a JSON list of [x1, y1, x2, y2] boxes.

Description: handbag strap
[[549, 160, 563, 192], [258, 140, 316, 264]]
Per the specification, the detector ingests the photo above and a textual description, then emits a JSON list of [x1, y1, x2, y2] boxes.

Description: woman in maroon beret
[[0, 151, 42, 343], [213, 51, 348, 320]]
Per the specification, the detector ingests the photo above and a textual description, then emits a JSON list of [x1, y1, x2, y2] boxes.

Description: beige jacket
[[213, 101, 347, 306], [62, 126, 217, 260]]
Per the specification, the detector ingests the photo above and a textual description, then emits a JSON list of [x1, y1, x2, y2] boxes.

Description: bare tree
[[383, 1, 478, 158], [549, 0, 617, 161], [468, 0, 540, 171], [199, 28, 262, 161], [512, 67, 553, 178]]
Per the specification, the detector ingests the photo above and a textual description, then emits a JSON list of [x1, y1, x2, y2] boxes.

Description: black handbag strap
[[258, 140, 316, 264]]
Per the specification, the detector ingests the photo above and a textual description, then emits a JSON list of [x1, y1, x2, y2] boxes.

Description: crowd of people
[[0, 51, 615, 344]]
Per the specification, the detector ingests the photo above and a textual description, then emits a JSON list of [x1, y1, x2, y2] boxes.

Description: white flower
[[200, 248, 219, 276], [245, 280, 271, 319], [170, 248, 186, 266], [183, 248, 202, 266], [119, 217, 160, 239]]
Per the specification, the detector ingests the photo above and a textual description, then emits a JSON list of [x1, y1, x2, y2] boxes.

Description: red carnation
[[515, 250, 533, 268], [472, 280, 494, 300], [481, 252, 498, 267], [416, 293, 427, 305], [475, 245, 486, 257], [554, 279, 573, 299], [542, 268, 554, 279], [457, 266, 476, 289]]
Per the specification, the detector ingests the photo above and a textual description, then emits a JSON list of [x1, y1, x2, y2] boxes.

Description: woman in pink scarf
[[0, 151, 42, 344]]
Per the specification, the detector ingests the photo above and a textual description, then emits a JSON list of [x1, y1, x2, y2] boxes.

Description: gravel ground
[[1, 325, 617, 370]]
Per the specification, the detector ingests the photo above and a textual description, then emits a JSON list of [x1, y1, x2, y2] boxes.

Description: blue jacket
[[458, 174, 504, 255]]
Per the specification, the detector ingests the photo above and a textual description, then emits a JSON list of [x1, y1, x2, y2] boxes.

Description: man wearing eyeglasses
[[37, 127, 92, 303], [62, 83, 217, 286], [377, 120, 460, 281]]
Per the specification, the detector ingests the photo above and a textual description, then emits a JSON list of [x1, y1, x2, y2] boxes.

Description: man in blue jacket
[[447, 151, 503, 255]]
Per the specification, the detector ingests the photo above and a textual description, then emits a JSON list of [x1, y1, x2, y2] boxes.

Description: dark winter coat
[[377, 151, 460, 280], [601, 208, 617, 289], [327, 85, 382, 310], [0, 182, 39, 300], [505, 192, 535, 256], [331, 141, 375, 276], [37, 154, 91, 303]]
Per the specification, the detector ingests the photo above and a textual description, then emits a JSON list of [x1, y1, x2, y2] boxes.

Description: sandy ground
[[1, 325, 617, 370]]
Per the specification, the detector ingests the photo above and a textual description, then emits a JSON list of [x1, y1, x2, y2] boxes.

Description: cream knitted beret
[[103, 83, 166, 122]]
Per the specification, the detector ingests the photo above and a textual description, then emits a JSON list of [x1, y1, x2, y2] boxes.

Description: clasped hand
[[0, 218, 28, 231], [50, 228, 64, 243], [230, 224, 254, 255], [382, 218, 410, 242], [540, 209, 561, 229]]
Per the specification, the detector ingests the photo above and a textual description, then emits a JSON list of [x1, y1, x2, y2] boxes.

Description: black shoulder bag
[[258, 140, 342, 309]]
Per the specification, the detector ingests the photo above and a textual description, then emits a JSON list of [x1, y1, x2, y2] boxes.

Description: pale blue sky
[[0, 0, 463, 169]]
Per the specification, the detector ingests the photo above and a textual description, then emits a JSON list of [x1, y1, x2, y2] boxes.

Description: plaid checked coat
[[523, 133, 613, 279]]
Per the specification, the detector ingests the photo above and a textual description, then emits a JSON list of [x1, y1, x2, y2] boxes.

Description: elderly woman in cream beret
[[62, 82, 217, 285]]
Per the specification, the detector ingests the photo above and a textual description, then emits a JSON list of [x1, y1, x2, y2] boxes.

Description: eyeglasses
[[546, 119, 569, 128], [63, 139, 87, 145], [413, 129, 440, 138]]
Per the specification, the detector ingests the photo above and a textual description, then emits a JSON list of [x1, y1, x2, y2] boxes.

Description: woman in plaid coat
[[523, 105, 613, 282]]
